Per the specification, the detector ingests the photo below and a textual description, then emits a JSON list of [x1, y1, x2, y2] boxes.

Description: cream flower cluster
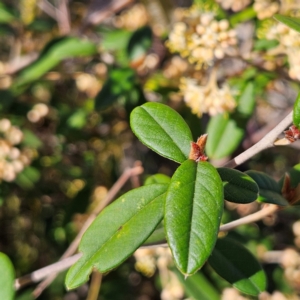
[[0, 119, 31, 182], [180, 77, 236, 117], [216, 0, 251, 12], [27, 103, 49, 123], [167, 9, 237, 68], [253, 0, 280, 20], [266, 23, 300, 81]]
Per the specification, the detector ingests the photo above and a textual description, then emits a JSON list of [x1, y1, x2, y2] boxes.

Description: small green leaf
[[66, 184, 168, 289], [0, 3, 15, 24], [165, 160, 223, 275], [127, 26, 152, 61], [130, 103, 193, 163], [173, 268, 220, 300], [274, 14, 300, 33], [218, 168, 258, 204], [246, 170, 289, 205], [0, 252, 15, 300], [13, 37, 97, 90], [293, 92, 300, 129], [209, 238, 266, 296], [95, 68, 137, 110], [206, 113, 244, 159], [237, 82, 255, 117], [229, 6, 256, 26], [144, 174, 171, 185]]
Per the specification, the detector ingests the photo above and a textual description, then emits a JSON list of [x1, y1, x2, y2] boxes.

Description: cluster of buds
[[216, 0, 251, 12], [266, 23, 300, 81], [253, 0, 280, 20], [0, 119, 31, 182], [167, 8, 237, 68], [27, 103, 49, 123], [280, 248, 300, 290], [112, 4, 148, 31], [180, 76, 236, 117], [134, 247, 184, 300]]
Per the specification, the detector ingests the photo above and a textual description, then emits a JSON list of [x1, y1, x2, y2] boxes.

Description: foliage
[[1, 0, 300, 299]]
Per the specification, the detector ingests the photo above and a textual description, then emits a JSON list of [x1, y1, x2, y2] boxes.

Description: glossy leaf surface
[[274, 15, 300, 33], [246, 171, 288, 205], [130, 103, 193, 163], [66, 184, 168, 289], [165, 160, 223, 275], [209, 238, 266, 296], [218, 168, 258, 203], [293, 92, 300, 129], [0, 252, 15, 300]]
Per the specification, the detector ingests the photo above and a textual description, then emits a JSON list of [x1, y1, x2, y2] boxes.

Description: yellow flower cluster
[[166, 8, 237, 68], [216, 0, 251, 12], [0, 119, 32, 182], [253, 0, 280, 20], [180, 77, 236, 117], [20, 0, 37, 25], [266, 23, 300, 80]]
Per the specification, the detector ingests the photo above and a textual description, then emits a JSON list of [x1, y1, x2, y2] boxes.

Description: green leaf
[[0, 3, 15, 24], [165, 160, 223, 275], [293, 92, 300, 128], [237, 82, 255, 117], [66, 183, 168, 289], [94, 68, 136, 110], [218, 168, 258, 204], [173, 268, 220, 300], [274, 14, 300, 33], [22, 129, 43, 149], [229, 6, 256, 27], [206, 113, 244, 159], [13, 37, 97, 90], [15, 167, 40, 190], [130, 103, 193, 163], [127, 26, 152, 61], [209, 238, 266, 296], [143, 222, 165, 245], [246, 171, 289, 206], [254, 39, 279, 51], [67, 110, 88, 129], [0, 252, 15, 300], [144, 174, 171, 185]]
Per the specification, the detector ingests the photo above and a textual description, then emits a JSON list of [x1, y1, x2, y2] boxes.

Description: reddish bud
[[189, 134, 208, 162]]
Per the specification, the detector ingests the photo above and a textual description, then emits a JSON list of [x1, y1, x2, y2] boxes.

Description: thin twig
[[30, 164, 143, 297], [86, 271, 102, 300], [38, 0, 58, 20], [223, 111, 293, 168], [219, 204, 279, 232], [56, 0, 71, 35], [15, 253, 82, 290]]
